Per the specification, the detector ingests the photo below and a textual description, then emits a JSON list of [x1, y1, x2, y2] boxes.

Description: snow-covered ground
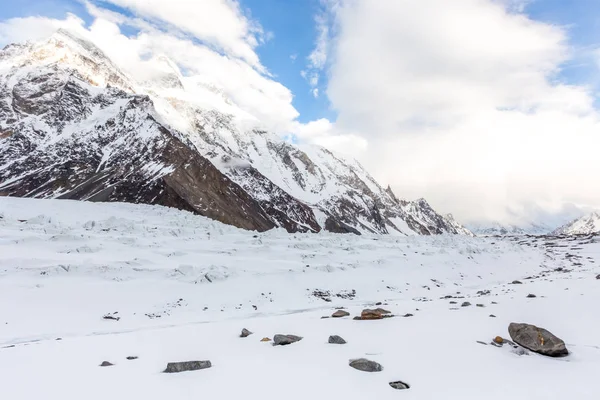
[[0, 197, 599, 399]]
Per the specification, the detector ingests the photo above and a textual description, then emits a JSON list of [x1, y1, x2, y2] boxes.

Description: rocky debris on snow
[[476, 304, 485, 307], [596, 274, 600, 280], [489, 314, 497, 318], [126, 356, 138, 360], [102, 313, 120, 321], [311, 289, 357, 302], [389, 381, 410, 390], [403, 313, 414, 317], [260, 337, 272, 342], [163, 360, 212, 373], [349, 358, 383, 372], [328, 335, 347, 344], [99, 361, 114, 367], [511, 280, 523, 285], [508, 323, 568, 357], [240, 328, 253, 338], [526, 294, 537, 298], [273, 334, 303, 346], [331, 310, 350, 318], [461, 301, 471, 307]]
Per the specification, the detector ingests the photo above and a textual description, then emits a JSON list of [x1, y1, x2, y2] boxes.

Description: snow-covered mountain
[[0, 30, 471, 236], [468, 221, 552, 236], [552, 212, 600, 236]]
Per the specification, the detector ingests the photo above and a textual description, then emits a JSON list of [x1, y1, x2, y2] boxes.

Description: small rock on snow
[[240, 328, 253, 338], [461, 301, 471, 307], [163, 360, 212, 373], [273, 334, 303, 346], [389, 381, 410, 390], [99, 361, 114, 367], [349, 358, 383, 372], [332, 310, 350, 318], [328, 335, 346, 344]]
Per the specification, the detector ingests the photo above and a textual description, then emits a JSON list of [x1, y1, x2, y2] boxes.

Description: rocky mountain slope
[[552, 212, 600, 236], [0, 30, 471, 236]]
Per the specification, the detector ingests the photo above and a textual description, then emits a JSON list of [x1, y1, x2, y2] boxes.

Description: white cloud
[[318, 0, 600, 225], [0, 14, 86, 44], [100, 0, 267, 70], [293, 118, 367, 157]]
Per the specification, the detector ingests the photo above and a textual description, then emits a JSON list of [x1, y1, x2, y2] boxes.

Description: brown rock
[[360, 309, 384, 320], [332, 310, 350, 318]]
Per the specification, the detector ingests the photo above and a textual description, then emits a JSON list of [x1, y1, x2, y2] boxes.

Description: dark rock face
[[163, 360, 212, 373], [328, 335, 346, 344], [273, 334, 303, 346], [349, 358, 383, 372], [324, 216, 361, 235], [508, 323, 568, 357]]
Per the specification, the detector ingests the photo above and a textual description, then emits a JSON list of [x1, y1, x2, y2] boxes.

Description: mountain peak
[[553, 211, 600, 236]]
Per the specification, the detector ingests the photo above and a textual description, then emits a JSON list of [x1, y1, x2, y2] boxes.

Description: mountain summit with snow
[[552, 212, 600, 236], [0, 30, 471, 236]]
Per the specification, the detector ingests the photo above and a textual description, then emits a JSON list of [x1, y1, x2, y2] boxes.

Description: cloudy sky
[[1, 0, 599, 226]]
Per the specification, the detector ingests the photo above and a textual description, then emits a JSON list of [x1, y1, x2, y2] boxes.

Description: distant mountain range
[[0, 29, 472, 236]]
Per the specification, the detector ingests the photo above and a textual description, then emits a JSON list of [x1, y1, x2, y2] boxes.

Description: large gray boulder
[[163, 360, 212, 373], [508, 323, 568, 357], [349, 358, 383, 372], [273, 334, 303, 346]]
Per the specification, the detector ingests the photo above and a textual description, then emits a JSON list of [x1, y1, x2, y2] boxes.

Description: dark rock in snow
[[461, 301, 471, 307], [240, 328, 253, 338], [273, 334, 303, 346], [512, 280, 523, 285], [331, 310, 350, 318], [328, 335, 346, 344], [508, 322, 568, 357], [164, 360, 212, 373], [489, 314, 497, 318], [526, 294, 537, 298], [99, 361, 114, 367], [349, 358, 383, 372], [389, 381, 410, 390], [126, 356, 138, 360]]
